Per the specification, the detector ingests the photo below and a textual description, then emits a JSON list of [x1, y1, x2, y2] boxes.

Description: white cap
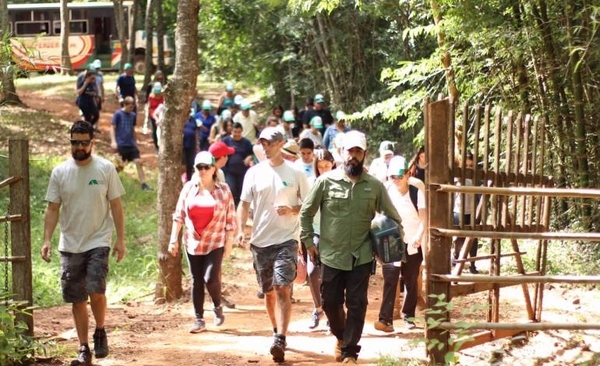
[[234, 94, 244, 105], [193, 151, 215, 166], [221, 109, 232, 120], [379, 140, 395, 157], [342, 130, 367, 151], [387, 156, 408, 177]]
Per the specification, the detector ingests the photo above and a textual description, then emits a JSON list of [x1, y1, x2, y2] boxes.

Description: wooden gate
[[424, 99, 600, 363], [0, 139, 33, 335]]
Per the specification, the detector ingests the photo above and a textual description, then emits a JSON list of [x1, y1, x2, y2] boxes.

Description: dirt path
[[9, 84, 600, 366]]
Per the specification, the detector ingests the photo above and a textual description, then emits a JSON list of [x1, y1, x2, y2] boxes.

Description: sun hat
[[194, 151, 215, 167], [342, 130, 367, 151], [282, 139, 300, 156]]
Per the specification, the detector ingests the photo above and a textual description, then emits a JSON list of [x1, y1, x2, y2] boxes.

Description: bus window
[[70, 9, 87, 20], [33, 10, 50, 21], [52, 20, 89, 35], [15, 21, 50, 36], [14, 11, 31, 22]]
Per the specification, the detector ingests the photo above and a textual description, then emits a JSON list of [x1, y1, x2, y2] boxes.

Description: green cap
[[283, 110, 295, 122], [202, 100, 212, 110], [310, 116, 323, 129], [124, 63, 133, 70]]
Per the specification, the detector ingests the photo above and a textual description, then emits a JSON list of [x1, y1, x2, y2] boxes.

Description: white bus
[[7, 1, 173, 73]]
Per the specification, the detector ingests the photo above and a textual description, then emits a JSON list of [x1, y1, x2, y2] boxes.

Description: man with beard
[[299, 130, 402, 364], [41, 121, 126, 366]]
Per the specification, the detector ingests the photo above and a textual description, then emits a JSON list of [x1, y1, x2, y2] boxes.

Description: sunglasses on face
[[196, 164, 212, 171], [70, 139, 92, 147]]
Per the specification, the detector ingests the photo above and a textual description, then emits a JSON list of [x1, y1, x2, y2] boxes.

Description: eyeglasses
[[196, 164, 212, 171], [70, 139, 92, 147], [390, 175, 402, 180]]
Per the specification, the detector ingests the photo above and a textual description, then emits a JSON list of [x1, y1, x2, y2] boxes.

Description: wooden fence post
[[9, 139, 33, 335], [426, 99, 452, 364]]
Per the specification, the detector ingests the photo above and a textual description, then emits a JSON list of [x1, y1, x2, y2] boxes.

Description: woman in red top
[[147, 82, 164, 153], [168, 151, 237, 333]]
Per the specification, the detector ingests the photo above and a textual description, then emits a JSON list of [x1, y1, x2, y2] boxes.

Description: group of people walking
[[47, 75, 448, 365]]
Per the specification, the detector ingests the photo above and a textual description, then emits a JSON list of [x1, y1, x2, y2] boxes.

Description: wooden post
[[426, 99, 451, 364], [9, 140, 33, 335]]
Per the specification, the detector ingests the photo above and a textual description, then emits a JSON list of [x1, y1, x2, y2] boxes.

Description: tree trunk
[[155, 0, 199, 302], [59, 0, 73, 75], [128, 0, 140, 66], [429, 0, 459, 105], [113, 0, 129, 71], [143, 0, 154, 90], [155, 0, 166, 77], [0, 0, 21, 105]]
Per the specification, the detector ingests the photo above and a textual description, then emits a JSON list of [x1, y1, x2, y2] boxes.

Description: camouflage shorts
[[251, 240, 298, 293], [60, 247, 110, 303]]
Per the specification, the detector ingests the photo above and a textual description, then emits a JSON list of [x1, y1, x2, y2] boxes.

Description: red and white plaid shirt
[[173, 181, 236, 255]]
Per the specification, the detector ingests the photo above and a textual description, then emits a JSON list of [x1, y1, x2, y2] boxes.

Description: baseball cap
[[194, 151, 215, 167], [342, 130, 367, 151], [283, 110, 295, 122], [225, 83, 234, 92], [221, 109, 232, 120], [91, 59, 102, 69], [310, 116, 323, 129], [209, 141, 235, 158], [335, 111, 347, 121], [241, 100, 252, 110], [314, 93, 325, 103], [282, 139, 300, 156], [124, 63, 133, 70], [258, 127, 285, 143], [387, 156, 408, 177], [202, 99, 212, 110], [87, 66, 97, 74], [379, 140, 395, 156], [234, 95, 244, 105], [152, 82, 162, 94]]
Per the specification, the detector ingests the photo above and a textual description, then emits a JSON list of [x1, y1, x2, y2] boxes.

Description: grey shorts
[[60, 247, 110, 303], [251, 239, 298, 293]]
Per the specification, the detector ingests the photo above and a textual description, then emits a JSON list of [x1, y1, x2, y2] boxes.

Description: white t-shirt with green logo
[[46, 156, 125, 253]]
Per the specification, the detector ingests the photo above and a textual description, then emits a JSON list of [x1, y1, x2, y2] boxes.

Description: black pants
[[379, 251, 423, 323], [183, 146, 196, 181], [149, 117, 159, 151], [186, 247, 224, 319], [78, 101, 99, 127], [321, 261, 371, 360]]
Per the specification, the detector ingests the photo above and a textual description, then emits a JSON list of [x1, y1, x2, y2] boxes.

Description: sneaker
[[334, 339, 343, 362], [93, 327, 109, 358], [141, 183, 152, 191], [308, 309, 323, 329], [374, 320, 394, 333], [70, 344, 92, 366], [257, 290, 265, 299], [404, 319, 416, 330], [214, 306, 225, 326], [342, 357, 358, 364], [190, 318, 206, 333], [270, 335, 286, 363]]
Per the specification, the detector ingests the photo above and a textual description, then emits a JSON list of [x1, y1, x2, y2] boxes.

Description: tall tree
[[155, 0, 166, 76], [113, 0, 129, 71], [0, 0, 21, 105], [155, 0, 199, 302], [142, 0, 154, 92], [59, 0, 73, 75], [127, 0, 140, 66]]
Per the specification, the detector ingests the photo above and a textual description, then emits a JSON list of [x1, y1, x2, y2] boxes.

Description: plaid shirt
[[173, 180, 236, 255]]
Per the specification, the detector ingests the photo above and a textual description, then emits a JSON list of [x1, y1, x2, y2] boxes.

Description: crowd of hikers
[[44, 64, 476, 365]]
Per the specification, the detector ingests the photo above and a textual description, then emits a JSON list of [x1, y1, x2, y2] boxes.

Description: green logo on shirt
[[89, 179, 99, 186]]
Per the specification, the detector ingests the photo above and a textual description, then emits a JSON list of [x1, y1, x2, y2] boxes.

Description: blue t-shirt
[[76, 72, 97, 106], [116, 73, 136, 98], [222, 136, 253, 173], [112, 109, 137, 147], [183, 117, 198, 149], [194, 112, 216, 139]]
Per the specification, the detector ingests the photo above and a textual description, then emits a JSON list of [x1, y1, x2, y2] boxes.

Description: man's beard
[[72, 150, 91, 161], [344, 158, 364, 177]]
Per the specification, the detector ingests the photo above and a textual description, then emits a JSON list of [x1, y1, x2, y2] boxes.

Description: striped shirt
[[173, 180, 236, 255]]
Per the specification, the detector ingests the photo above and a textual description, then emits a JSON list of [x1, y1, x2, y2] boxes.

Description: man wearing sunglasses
[[41, 121, 126, 366]]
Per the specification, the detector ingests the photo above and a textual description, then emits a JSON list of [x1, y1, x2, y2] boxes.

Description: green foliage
[[0, 293, 43, 365]]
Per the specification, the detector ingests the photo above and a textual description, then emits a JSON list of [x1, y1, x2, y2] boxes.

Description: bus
[[7, 1, 173, 73]]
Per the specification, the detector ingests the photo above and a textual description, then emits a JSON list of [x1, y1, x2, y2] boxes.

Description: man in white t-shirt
[[41, 121, 126, 366], [375, 156, 426, 333], [233, 100, 260, 143], [236, 127, 310, 363], [369, 141, 395, 182]]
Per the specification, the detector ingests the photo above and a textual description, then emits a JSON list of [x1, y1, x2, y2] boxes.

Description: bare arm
[[236, 201, 251, 248], [41, 202, 60, 262], [110, 197, 126, 262]]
